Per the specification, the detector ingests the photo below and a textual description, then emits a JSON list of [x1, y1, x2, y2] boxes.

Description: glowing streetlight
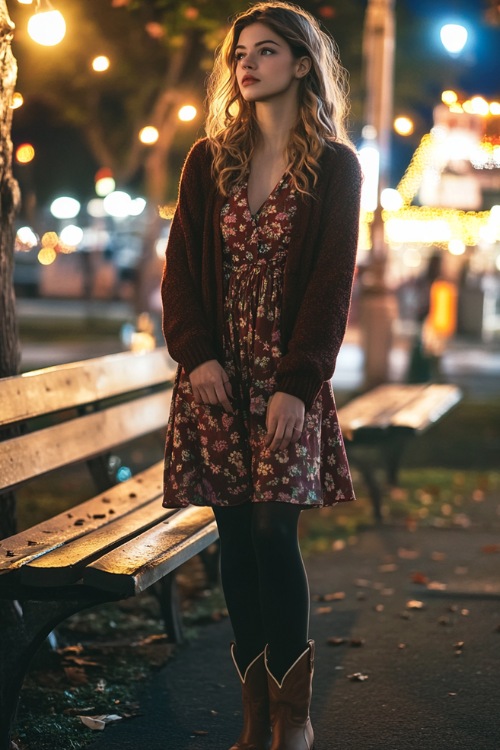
[[10, 92, 24, 109], [440, 24, 468, 55], [380, 188, 403, 211], [394, 116, 414, 136], [441, 90, 458, 106], [28, 2, 66, 46], [139, 126, 159, 145], [103, 190, 132, 218], [16, 143, 35, 163], [95, 167, 115, 197], [60, 224, 83, 247], [178, 105, 197, 122], [50, 196, 80, 219], [92, 56, 110, 72]]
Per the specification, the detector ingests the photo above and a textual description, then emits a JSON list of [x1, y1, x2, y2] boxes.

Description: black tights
[[213, 502, 310, 682]]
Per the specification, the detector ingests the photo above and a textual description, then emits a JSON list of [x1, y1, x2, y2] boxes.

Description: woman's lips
[[242, 76, 260, 86]]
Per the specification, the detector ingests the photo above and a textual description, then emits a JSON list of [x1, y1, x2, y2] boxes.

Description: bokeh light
[[92, 56, 110, 72], [103, 190, 132, 218], [59, 224, 83, 247], [50, 197, 80, 219], [178, 105, 197, 122], [10, 92, 24, 110], [16, 143, 35, 164], [139, 126, 159, 145], [38, 247, 57, 265], [28, 10, 66, 46], [394, 116, 414, 136], [440, 24, 468, 55], [380, 188, 404, 211], [16, 226, 38, 250], [441, 90, 458, 106]]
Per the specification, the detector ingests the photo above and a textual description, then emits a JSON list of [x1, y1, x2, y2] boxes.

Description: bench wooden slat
[[0, 348, 176, 427], [389, 384, 462, 432], [83, 507, 218, 597], [21, 499, 176, 586], [0, 462, 163, 575], [338, 384, 426, 434], [0, 391, 171, 493]]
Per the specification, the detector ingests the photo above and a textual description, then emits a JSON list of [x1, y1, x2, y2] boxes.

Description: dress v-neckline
[[246, 173, 287, 219]]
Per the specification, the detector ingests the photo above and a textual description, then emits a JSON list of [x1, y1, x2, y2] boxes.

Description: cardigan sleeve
[[275, 145, 362, 410], [161, 141, 219, 373]]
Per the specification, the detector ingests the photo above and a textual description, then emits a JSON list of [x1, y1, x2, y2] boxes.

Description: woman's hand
[[265, 391, 305, 451], [189, 360, 234, 413]]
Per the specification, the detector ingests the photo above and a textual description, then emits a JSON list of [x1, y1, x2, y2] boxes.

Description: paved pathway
[[88, 506, 500, 750]]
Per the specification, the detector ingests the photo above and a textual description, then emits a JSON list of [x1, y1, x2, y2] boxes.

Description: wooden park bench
[[338, 382, 463, 521], [0, 348, 218, 749]]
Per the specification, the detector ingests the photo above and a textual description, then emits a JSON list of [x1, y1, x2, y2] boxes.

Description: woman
[[161, 3, 361, 748]]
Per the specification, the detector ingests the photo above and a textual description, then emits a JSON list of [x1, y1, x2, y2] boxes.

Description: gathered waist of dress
[[223, 250, 288, 274]]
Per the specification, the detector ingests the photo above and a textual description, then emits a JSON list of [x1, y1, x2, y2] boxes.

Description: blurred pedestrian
[[161, 3, 361, 748]]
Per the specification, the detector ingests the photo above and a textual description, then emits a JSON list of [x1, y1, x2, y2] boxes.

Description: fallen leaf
[[481, 544, 500, 554], [374, 604, 384, 613], [332, 540, 346, 551], [315, 606, 332, 615], [347, 672, 369, 681], [319, 591, 346, 602], [327, 637, 346, 647], [398, 643, 407, 649], [63, 656, 100, 667], [132, 633, 168, 647], [454, 641, 465, 650], [455, 567, 468, 575], [381, 588, 395, 596], [438, 616, 451, 626], [398, 547, 419, 560], [349, 638, 365, 648], [427, 581, 447, 591], [378, 563, 398, 573], [192, 730, 209, 736], [448, 692, 457, 697], [431, 551, 446, 562], [411, 572, 429, 585], [406, 600, 425, 610], [64, 667, 88, 685], [354, 578, 371, 587], [356, 591, 367, 601]]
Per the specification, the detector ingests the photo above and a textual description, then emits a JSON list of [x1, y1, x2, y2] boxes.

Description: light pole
[[360, 0, 398, 388]]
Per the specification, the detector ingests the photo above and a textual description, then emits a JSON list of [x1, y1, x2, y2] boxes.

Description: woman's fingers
[[190, 363, 234, 412], [214, 380, 234, 413]]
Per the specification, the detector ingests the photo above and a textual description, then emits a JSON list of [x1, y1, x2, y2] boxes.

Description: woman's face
[[234, 22, 309, 103]]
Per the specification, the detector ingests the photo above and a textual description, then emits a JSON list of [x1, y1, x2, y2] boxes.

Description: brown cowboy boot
[[229, 642, 272, 750], [265, 641, 315, 750]]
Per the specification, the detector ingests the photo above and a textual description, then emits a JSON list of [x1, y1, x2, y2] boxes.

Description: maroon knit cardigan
[[161, 137, 362, 412]]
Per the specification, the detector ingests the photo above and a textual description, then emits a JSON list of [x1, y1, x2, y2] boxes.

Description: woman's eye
[[235, 52, 245, 61], [260, 47, 275, 55]]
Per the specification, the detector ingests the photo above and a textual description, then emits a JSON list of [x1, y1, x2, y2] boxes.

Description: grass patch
[[299, 469, 500, 556]]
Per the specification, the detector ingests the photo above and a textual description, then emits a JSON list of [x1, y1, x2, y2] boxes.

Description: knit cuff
[[275, 372, 323, 413], [180, 339, 219, 375]]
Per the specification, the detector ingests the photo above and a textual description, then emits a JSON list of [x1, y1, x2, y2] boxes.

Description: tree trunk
[[0, 0, 21, 539]]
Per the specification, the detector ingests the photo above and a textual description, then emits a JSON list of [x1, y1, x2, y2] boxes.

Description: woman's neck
[[254, 97, 299, 156]]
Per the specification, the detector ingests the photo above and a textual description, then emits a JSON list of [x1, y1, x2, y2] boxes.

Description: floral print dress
[[162, 174, 355, 509]]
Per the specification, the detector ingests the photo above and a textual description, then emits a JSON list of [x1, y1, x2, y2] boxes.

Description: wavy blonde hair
[[205, 1, 353, 197]]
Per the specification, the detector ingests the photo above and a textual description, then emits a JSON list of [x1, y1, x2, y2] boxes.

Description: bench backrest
[[0, 348, 176, 494]]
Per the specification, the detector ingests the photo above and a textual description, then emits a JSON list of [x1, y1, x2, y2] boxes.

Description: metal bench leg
[[0, 595, 107, 750], [355, 456, 384, 523], [155, 572, 184, 644]]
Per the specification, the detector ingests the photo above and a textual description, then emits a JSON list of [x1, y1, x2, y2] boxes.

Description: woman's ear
[[295, 56, 312, 79]]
